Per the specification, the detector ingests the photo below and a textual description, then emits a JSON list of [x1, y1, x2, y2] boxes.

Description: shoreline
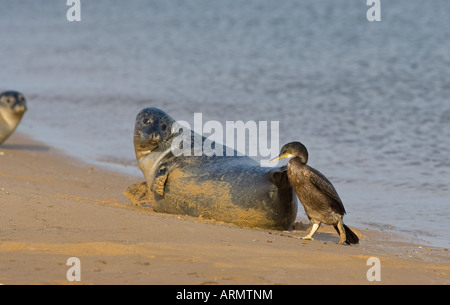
[[19, 123, 449, 249], [0, 132, 449, 285]]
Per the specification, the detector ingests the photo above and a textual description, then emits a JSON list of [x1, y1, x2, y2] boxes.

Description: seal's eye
[[143, 118, 152, 125], [161, 124, 167, 131]]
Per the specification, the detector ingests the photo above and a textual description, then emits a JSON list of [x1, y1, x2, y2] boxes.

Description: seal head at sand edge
[[0, 91, 27, 145]]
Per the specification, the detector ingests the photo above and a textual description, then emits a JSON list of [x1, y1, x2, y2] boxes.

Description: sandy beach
[[0, 133, 448, 285]]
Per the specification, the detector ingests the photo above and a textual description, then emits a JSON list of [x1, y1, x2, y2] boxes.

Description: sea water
[[1, 0, 449, 247]]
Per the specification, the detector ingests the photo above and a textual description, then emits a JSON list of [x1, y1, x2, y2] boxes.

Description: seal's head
[[0, 91, 27, 144], [134, 107, 177, 187], [0, 91, 27, 117], [134, 107, 175, 156]]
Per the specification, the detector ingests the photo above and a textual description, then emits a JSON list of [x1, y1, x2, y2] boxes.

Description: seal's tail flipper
[[268, 166, 291, 189], [267, 167, 295, 216]]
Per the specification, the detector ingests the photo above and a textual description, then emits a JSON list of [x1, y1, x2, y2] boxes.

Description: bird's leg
[[336, 219, 347, 245], [302, 222, 320, 240]]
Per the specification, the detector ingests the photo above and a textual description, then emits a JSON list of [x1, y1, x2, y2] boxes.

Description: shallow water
[[1, 0, 449, 247]]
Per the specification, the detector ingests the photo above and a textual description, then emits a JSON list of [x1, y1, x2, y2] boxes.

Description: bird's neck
[[290, 156, 307, 165]]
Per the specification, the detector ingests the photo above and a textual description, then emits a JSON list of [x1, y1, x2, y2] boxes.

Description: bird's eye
[[161, 124, 167, 131]]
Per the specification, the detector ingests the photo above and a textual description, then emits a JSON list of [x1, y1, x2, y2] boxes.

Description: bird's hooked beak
[[269, 153, 293, 163]]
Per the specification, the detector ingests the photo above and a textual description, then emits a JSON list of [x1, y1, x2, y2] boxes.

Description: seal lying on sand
[[125, 107, 297, 230], [0, 91, 27, 145]]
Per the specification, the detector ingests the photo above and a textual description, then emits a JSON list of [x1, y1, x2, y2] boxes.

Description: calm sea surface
[[1, 0, 449, 247]]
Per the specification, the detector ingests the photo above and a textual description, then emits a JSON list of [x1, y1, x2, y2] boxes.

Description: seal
[[126, 107, 297, 230], [0, 91, 27, 145]]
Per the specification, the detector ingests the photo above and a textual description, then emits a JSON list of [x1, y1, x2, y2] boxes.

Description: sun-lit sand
[[0, 133, 449, 285]]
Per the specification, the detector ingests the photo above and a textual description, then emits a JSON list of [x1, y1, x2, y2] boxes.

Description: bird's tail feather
[[334, 224, 359, 245]]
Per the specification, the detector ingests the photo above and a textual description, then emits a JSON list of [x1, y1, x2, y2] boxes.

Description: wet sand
[[0, 133, 449, 285]]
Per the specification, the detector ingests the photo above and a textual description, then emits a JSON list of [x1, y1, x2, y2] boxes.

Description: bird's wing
[[308, 167, 346, 215]]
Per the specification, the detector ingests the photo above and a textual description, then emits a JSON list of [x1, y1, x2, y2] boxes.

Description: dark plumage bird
[[271, 142, 359, 245]]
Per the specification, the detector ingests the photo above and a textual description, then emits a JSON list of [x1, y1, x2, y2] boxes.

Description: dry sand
[[0, 133, 449, 285]]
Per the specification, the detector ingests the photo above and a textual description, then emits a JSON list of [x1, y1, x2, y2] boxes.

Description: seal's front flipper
[[151, 166, 169, 196]]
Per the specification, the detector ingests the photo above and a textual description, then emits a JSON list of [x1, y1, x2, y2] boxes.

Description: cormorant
[[271, 142, 359, 245]]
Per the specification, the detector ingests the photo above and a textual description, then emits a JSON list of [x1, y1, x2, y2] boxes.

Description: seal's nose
[[149, 132, 161, 145], [13, 104, 27, 114]]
